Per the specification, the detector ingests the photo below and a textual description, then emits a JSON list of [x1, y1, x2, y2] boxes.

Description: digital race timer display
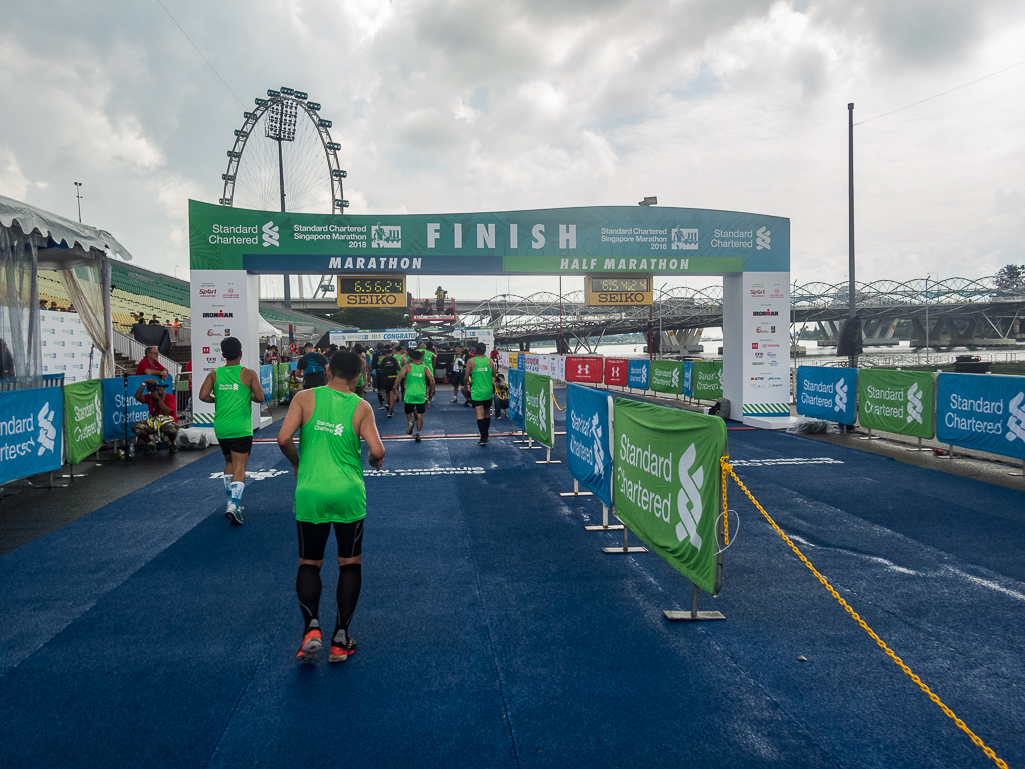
[[589, 276, 651, 293], [338, 277, 406, 294]]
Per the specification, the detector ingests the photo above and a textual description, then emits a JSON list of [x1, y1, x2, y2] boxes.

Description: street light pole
[[847, 103, 857, 369], [74, 182, 83, 223], [925, 274, 931, 365]]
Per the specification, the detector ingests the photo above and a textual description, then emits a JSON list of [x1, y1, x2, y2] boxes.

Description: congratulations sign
[[0, 387, 64, 486], [524, 372, 554, 447], [936, 373, 1025, 460], [796, 366, 857, 424], [650, 360, 684, 395], [612, 399, 727, 595], [566, 384, 613, 506], [858, 369, 934, 439]]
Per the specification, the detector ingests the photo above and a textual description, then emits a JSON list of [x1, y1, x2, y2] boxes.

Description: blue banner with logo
[[683, 360, 694, 397], [0, 387, 64, 485], [627, 359, 649, 390], [796, 366, 858, 424], [101, 376, 150, 441], [507, 368, 525, 429], [566, 383, 613, 506], [936, 373, 1025, 461], [517, 355, 525, 371], [259, 365, 273, 400]]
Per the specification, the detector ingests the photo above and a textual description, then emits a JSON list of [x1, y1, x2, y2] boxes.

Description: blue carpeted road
[[2, 390, 1023, 768]]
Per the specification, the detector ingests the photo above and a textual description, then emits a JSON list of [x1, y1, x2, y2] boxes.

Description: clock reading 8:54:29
[[338, 277, 406, 294]]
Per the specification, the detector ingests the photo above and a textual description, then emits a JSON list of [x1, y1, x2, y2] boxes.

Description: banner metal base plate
[[560, 491, 594, 497], [586, 524, 624, 531], [602, 546, 648, 553], [663, 610, 726, 621]]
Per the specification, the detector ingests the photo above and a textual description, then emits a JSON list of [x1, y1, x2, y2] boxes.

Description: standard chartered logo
[[37, 403, 57, 455], [1007, 392, 1025, 444], [906, 382, 923, 424], [671, 367, 680, 388], [675, 444, 704, 549], [538, 389, 548, 430], [834, 379, 848, 412], [756, 226, 771, 250], [262, 221, 279, 247], [590, 413, 605, 474]]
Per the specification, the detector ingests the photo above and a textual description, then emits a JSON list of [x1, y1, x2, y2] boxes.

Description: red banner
[[565, 356, 604, 383], [604, 357, 629, 386]]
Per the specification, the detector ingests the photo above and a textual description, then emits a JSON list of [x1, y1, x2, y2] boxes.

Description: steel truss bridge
[[454, 277, 1025, 351]]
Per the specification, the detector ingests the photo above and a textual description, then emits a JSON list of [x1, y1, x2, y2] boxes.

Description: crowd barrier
[[795, 365, 1025, 465]]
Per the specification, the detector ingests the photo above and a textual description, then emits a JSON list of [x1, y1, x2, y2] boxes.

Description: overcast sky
[[2, 0, 1023, 300]]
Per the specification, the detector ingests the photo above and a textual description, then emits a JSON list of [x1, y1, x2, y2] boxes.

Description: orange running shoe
[[296, 626, 322, 662], [329, 633, 357, 663]]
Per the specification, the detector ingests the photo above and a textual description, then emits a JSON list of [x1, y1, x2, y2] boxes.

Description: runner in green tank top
[[465, 342, 497, 445], [277, 350, 385, 664], [421, 342, 436, 408], [199, 337, 266, 525], [394, 349, 436, 442]]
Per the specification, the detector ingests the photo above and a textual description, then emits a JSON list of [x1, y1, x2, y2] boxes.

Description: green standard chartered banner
[[858, 369, 935, 439], [275, 363, 290, 400], [524, 372, 554, 447], [650, 360, 683, 395], [692, 361, 723, 401], [613, 399, 727, 595], [63, 380, 103, 464]]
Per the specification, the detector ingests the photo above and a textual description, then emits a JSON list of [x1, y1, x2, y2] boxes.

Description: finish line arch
[[188, 199, 791, 431]]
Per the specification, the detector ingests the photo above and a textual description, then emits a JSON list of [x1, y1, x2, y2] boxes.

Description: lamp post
[[847, 103, 857, 369], [74, 182, 83, 223], [925, 274, 931, 365]]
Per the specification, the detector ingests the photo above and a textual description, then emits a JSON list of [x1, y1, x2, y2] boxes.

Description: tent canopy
[[0, 194, 133, 268]]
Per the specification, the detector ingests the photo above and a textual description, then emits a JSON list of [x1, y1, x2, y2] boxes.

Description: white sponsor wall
[[40, 310, 97, 382], [190, 270, 262, 436], [723, 271, 791, 421]]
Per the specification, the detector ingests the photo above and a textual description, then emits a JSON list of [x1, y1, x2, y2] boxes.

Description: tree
[[995, 264, 1025, 292]]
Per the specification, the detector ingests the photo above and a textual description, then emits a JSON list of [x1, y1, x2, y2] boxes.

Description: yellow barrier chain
[[719, 457, 1008, 769], [551, 392, 566, 412], [721, 458, 729, 547]]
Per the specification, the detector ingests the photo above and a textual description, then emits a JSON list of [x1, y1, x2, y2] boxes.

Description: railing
[[411, 298, 457, 322], [112, 329, 181, 380]]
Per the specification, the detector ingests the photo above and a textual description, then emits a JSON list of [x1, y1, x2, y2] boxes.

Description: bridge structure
[[451, 277, 1025, 352]]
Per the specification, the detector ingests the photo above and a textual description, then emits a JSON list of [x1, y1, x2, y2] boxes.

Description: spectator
[[494, 374, 509, 420], [173, 318, 181, 327], [490, 346, 500, 364], [265, 345, 280, 365], [132, 379, 179, 454], [135, 346, 167, 378], [435, 285, 447, 313], [49, 301, 58, 311], [149, 315, 160, 325], [67, 303, 75, 313], [38, 300, 47, 310]]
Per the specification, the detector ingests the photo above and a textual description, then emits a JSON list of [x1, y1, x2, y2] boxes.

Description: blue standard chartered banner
[[628, 359, 649, 390], [0, 387, 64, 486], [507, 368, 525, 429], [937, 373, 1025, 461], [566, 384, 613, 506], [102, 376, 151, 442], [259, 365, 273, 401], [682, 360, 693, 397], [796, 366, 857, 424]]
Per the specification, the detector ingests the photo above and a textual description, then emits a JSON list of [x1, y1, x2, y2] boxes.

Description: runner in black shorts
[[219, 435, 253, 458], [378, 346, 401, 417]]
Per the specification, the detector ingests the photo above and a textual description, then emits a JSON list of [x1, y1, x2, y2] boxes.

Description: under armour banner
[[612, 398, 726, 595], [524, 372, 554, 447], [858, 369, 935, 439]]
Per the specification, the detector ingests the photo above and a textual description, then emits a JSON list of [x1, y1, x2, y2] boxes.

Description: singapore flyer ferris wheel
[[220, 87, 348, 303]]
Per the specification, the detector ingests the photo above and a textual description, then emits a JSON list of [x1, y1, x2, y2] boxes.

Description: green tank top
[[296, 388, 366, 523], [405, 363, 427, 404], [214, 365, 253, 439], [422, 350, 435, 372], [470, 358, 494, 400]]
